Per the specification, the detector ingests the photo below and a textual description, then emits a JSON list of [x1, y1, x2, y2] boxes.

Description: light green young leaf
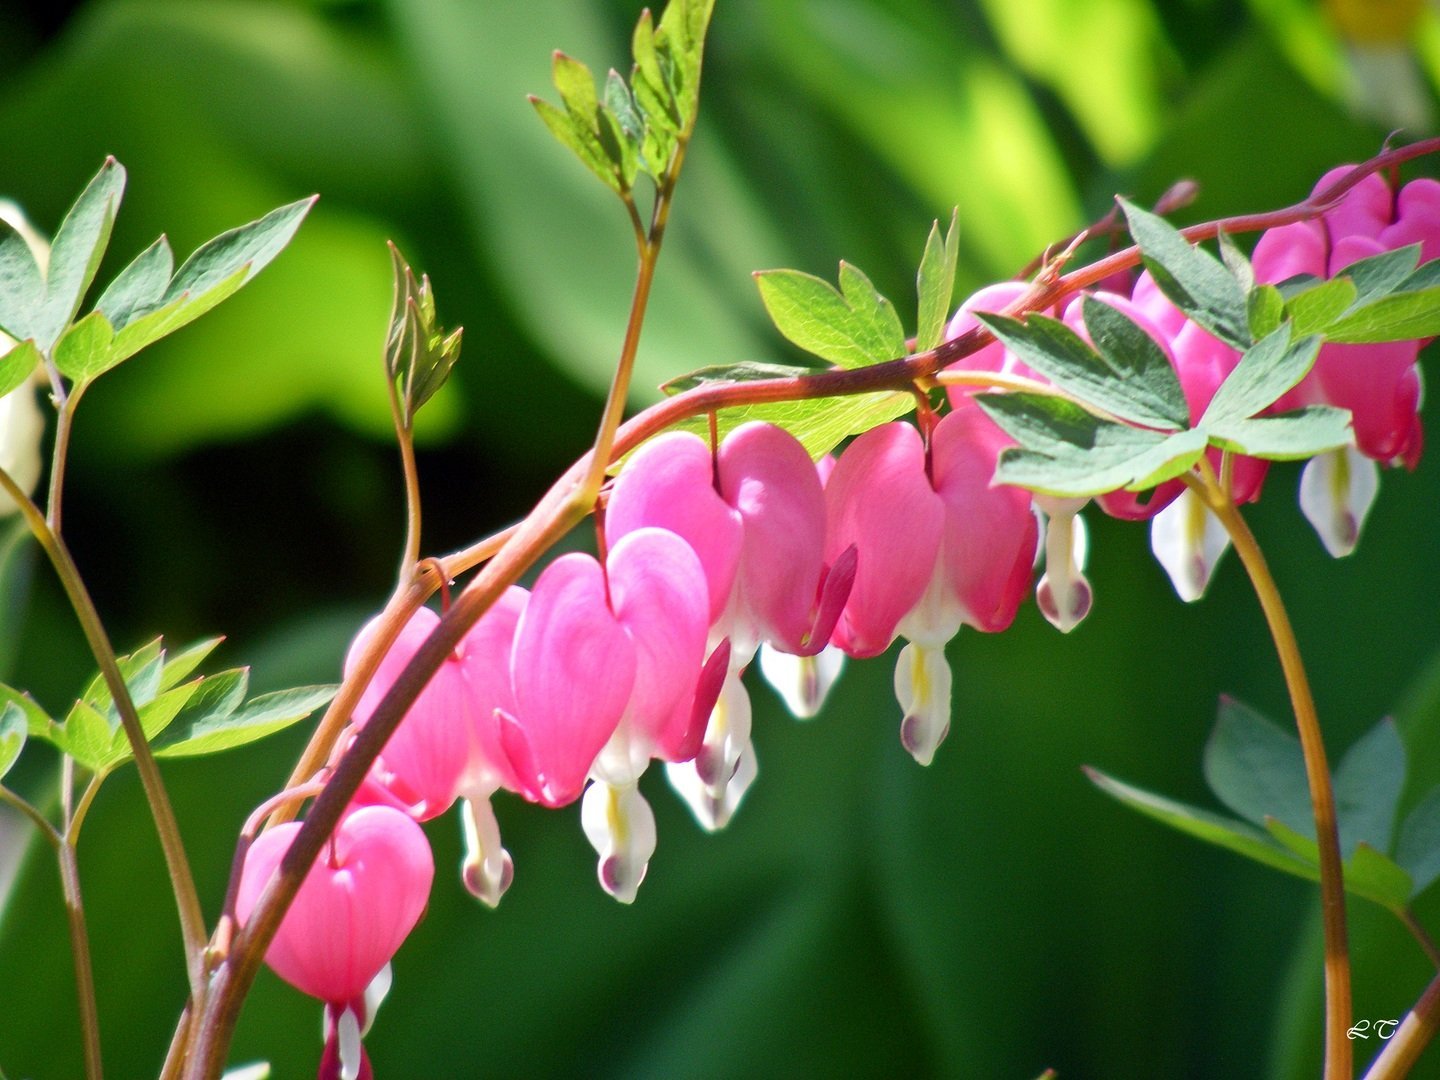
[[158, 636, 225, 691], [94, 235, 174, 330], [1119, 197, 1250, 350], [1204, 406, 1352, 461], [0, 230, 45, 343], [1200, 325, 1320, 425], [915, 209, 959, 352], [551, 51, 599, 123], [386, 244, 464, 427], [1247, 284, 1284, 341], [1323, 286, 1440, 343], [153, 684, 335, 759], [674, 390, 914, 461], [62, 701, 115, 771], [1265, 819, 1413, 912], [530, 95, 621, 194], [0, 702, 26, 780], [37, 158, 126, 351], [754, 266, 906, 368], [1333, 717, 1405, 857], [0, 339, 41, 399], [1085, 766, 1320, 879], [1285, 276, 1357, 337], [1396, 785, 1440, 897], [52, 310, 117, 382], [1202, 696, 1313, 838]]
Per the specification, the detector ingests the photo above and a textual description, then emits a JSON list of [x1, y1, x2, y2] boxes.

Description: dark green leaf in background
[[1202, 696, 1313, 839]]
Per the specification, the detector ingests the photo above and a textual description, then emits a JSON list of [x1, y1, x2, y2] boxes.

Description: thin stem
[[1187, 462, 1351, 1080], [0, 464, 208, 1005], [46, 381, 86, 534], [395, 428, 422, 580], [1362, 972, 1440, 1079], [0, 784, 61, 848], [58, 841, 103, 1080], [65, 771, 108, 845], [1402, 908, 1440, 971]]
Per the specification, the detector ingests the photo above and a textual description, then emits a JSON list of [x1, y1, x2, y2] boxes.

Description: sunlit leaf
[[1200, 325, 1320, 425], [0, 702, 25, 780], [1204, 406, 1352, 460], [36, 158, 126, 351], [915, 209, 959, 351], [754, 266, 906, 368]]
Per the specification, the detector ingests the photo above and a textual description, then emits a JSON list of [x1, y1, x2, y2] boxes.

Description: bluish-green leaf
[[1085, 766, 1319, 878], [976, 309, 1186, 428], [0, 702, 25, 780], [661, 360, 817, 395], [1333, 717, 1405, 857], [1217, 230, 1255, 295], [1343, 244, 1421, 304], [1323, 286, 1440, 343], [1200, 325, 1320, 425], [0, 683, 53, 741], [1265, 819, 1413, 912], [1080, 295, 1190, 427], [51, 310, 117, 382], [0, 339, 40, 399], [754, 266, 906, 368], [1396, 786, 1440, 897], [1285, 276, 1357, 337], [152, 683, 334, 759], [164, 196, 315, 304], [992, 427, 1205, 498], [37, 158, 126, 351], [1202, 696, 1313, 838], [976, 392, 1150, 457], [0, 229, 44, 343], [94, 235, 174, 330], [1119, 197, 1250, 350], [1203, 406, 1352, 460], [915, 209, 959, 352]]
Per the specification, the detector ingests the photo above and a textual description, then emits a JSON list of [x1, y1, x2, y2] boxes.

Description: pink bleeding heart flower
[[345, 607, 472, 822], [823, 421, 944, 659], [498, 553, 637, 809], [1380, 178, 1440, 265], [236, 804, 433, 1008], [943, 281, 1039, 407]]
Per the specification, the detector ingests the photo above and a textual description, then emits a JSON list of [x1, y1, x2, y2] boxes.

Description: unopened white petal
[[1035, 502, 1093, 632], [336, 1007, 362, 1080], [666, 739, 757, 833], [0, 386, 43, 517], [581, 779, 657, 904], [459, 796, 513, 908], [1150, 487, 1231, 602], [758, 641, 844, 719], [893, 641, 953, 766], [1299, 446, 1379, 558]]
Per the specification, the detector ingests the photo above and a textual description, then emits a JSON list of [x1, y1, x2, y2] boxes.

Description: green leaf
[[37, 158, 126, 351], [976, 309, 1187, 429], [1085, 766, 1320, 879], [0, 229, 45, 344], [530, 95, 621, 194], [0, 702, 26, 781], [1323, 286, 1440, 343], [1118, 197, 1250, 350], [660, 360, 817, 395], [1204, 406, 1352, 460], [1264, 819, 1412, 913], [94, 235, 175, 330], [1247, 284, 1284, 341], [754, 266, 906, 368], [1332, 717, 1405, 856], [0, 683, 54, 741], [157, 636, 225, 691], [551, 51, 599, 125], [385, 244, 464, 427], [1342, 244, 1421, 304], [1396, 786, 1440, 897], [1217, 230, 1255, 295], [62, 701, 115, 771], [1285, 276, 1357, 337], [164, 196, 316, 305], [1200, 325, 1320, 425], [153, 684, 334, 759], [0, 339, 40, 398], [1202, 696, 1313, 838], [915, 209, 959, 352], [104, 267, 249, 367], [51, 310, 117, 381], [674, 390, 915, 462]]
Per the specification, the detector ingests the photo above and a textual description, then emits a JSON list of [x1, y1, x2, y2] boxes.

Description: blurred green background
[[2, 0, 1440, 1076]]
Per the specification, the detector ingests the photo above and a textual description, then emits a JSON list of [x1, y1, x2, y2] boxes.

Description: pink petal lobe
[[458, 586, 529, 795]]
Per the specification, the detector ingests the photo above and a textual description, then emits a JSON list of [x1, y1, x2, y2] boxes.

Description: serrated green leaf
[[0, 339, 41, 399], [164, 196, 315, 305], [674, 390, 915, 462], [0, 702, 26, 780], [1343, 244, 1421, 304], [0, 683, 53, 741], [1204, 406, 1352, 460], [1396, 786, 1440, 897], [915, 209, 959, 352], [1333, 717, 1405, 857], [1247, 284, 1284, 341], [158, 637, 225, 691], [992, 428, 1204, 498], [1085, 766, 1319, 878], [977, 309, 1187, 429], [1323, 286, 1440, 343], [51, 310, 117, 381], [1203, 697, 1313, 838], [531, 95, 621, 194], [1119, 197, 1250, 350], [94, 235, 174, 330], [1265, 819, 1412, 912], [1285, 276, 1357, 337], [0, 230, 44, 344], [37, 159, 126, 351], [153, 684, 334, 759], [1200, 326, 1320, 425], [660, 360, 817, 395], [1081, 295, 1190, 427], [754, 267, 906, 368]]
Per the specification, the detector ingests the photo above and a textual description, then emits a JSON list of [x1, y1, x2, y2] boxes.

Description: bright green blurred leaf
[[1247, 283, 1285, 340], [1264, 819, 1413, 913], [1333, 717, 1406, 857], [0, 339, 40, 399], [676, 389, 915, 461], [1395, 786, 1440, 897], [0, 683, 52, 742], [1323, 286, 1440, 344], [0, 702, 25, 780]]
